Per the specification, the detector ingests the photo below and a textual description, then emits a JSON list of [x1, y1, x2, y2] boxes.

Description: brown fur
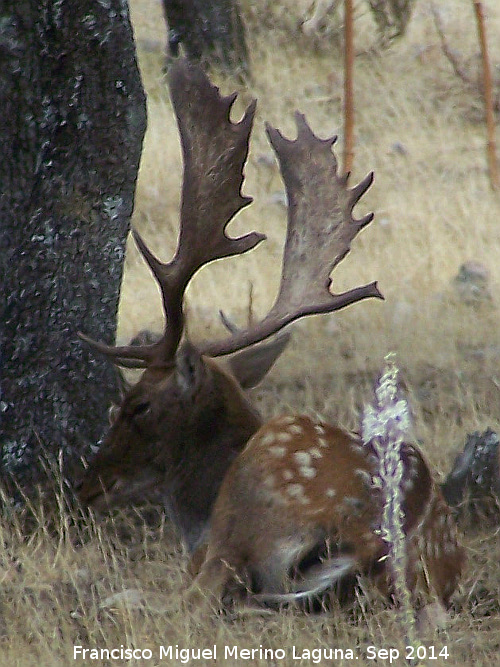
[[190, 415, 465, 610], [77, 344, 263, 550]]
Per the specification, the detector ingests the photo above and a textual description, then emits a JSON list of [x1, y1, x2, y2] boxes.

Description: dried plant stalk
[[473, 0, 499, 190], [431, 5, 473, 84], [344, 0, 355, 174]]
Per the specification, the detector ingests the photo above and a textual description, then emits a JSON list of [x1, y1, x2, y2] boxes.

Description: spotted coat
[[190, 415, 465, 608]]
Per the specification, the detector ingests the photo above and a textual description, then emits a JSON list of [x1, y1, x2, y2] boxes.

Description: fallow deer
[[76, 58, 382, 552], [188, 368, 466, 619]]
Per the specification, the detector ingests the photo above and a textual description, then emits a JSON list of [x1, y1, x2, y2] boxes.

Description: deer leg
[[186, 542, 208, 578], [186, 555, 248, 610]]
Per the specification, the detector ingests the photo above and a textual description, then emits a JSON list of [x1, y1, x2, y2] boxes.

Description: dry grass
[[4, 0, 500, 664]]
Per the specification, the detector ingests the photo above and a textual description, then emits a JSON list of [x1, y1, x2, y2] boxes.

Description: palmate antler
[[202, 113, 382, 357], [80, 58, 382, 367], [80, 60, 263, 368]]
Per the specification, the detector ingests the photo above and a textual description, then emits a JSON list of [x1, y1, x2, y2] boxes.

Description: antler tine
[[80, 58, 266, 368], [77, 331, 155, 369], [202, 112, 383, 358], [170, 59, 265, 269]]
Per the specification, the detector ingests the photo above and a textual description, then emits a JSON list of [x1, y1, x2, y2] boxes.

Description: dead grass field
[[2, 0, 500, 665]]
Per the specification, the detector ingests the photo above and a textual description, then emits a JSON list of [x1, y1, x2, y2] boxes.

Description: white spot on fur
[[259, 432, 277, 448], [294, 451, 312, 466], [326, 487, 336, 498], [270, 445, 286, 457], [299, 465, 317, 479], [317, 438, 329, 449], [289, 424, 303, 435], [402, 478, 414, 491], [308, 447, 322, 459], [286, 483, 310, 504], [275, 431, 293, 443], [355, 468, 372, 486], [314, 424, 325, 436], [409, 461, 420, 479], [282, 469, 293, 480], [277, 415, 296, 426]]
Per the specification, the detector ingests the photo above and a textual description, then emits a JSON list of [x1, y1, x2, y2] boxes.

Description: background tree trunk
[[0, 0, 147, 494], [162, 0, 249, 79]]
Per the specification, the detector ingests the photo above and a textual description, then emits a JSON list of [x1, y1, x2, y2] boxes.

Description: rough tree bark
[[162, 0, 249, 78], [0, 0, 147, 494]]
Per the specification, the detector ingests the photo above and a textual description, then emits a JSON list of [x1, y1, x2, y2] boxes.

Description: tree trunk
[[0, 1, 147, 495], [162, 0, 249, 79]]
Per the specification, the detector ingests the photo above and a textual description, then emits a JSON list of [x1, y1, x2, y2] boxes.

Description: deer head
[[76, 59, 382, 551], [189, 414, 465, 615]]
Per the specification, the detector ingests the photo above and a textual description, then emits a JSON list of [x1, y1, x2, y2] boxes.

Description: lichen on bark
[[0, 0, 147, 494]]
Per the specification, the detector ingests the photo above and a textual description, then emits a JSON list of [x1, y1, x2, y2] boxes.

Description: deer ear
[[227, 331, 291, 389], [175, 342, 206, 395]]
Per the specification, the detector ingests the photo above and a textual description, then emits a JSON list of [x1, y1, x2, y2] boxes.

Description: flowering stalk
[[362, 354, 418, 653]]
